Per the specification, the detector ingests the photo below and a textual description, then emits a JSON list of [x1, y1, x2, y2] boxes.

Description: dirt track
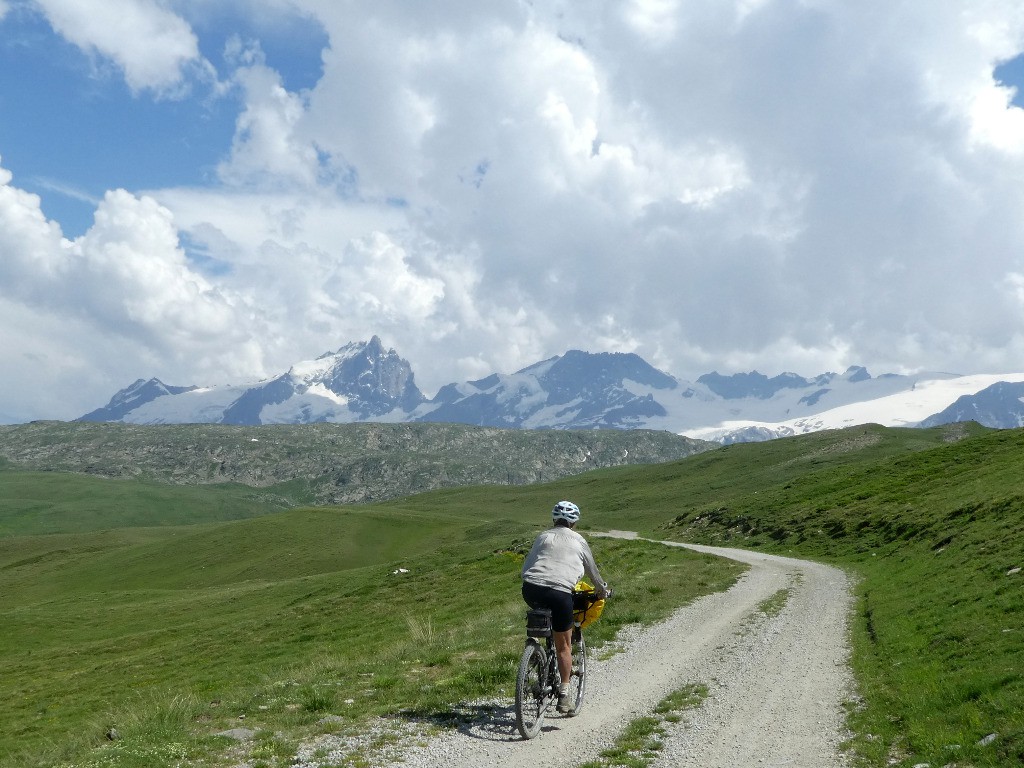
[[300, 534, 856, 767]]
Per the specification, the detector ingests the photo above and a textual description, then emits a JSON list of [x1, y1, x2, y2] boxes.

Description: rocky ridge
[[0, 420, 712, 504]]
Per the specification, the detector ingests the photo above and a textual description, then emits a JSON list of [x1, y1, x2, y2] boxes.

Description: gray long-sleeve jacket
[[521, 525, 608, 594]]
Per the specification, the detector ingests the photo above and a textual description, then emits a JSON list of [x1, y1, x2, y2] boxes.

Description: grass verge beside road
[[626, 424, 1024, 767]]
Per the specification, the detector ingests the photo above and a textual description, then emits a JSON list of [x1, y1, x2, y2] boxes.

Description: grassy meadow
[[0, 468, 744, 768], [2, 421, 1023, 766], [0, 470, 290, 536]]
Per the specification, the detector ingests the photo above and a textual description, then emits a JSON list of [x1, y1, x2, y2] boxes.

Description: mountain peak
[[223, 337, 425, 424], [697, 370, 811, 400], [419, 347, 677, 429], [77, 378, 198, 422], [320, 337, 424, 416], [76, 344, 1024, 442], [843, 365, 871, 383], [543, 349, 677, 399]]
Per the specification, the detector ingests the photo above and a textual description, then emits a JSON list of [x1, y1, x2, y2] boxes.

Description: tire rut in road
[[649, 542, 854, 767]]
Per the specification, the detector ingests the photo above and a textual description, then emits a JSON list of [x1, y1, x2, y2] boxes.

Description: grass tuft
[[757, 587, 793, 618], [582, 684, 709, 768]]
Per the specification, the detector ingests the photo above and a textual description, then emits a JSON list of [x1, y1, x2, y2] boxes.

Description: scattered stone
[[977, 733, 998, 746], [105, 728, 121, 741], [291, 716, 435, 768], [1007, 567, 1020, 575], [216, 727, 257, 742]]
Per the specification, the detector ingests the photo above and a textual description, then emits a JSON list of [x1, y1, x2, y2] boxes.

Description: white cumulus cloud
[[0, 159, 265, 417], [217, 37, 322, 189], [5, 0, 1024, 421], [33, 0, 205, 94]]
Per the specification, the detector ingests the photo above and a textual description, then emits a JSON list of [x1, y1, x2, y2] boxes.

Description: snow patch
[[682, 372, 1024, 441]]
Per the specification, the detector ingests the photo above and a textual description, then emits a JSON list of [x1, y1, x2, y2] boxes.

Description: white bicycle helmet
[[552, 500, 581, 524]]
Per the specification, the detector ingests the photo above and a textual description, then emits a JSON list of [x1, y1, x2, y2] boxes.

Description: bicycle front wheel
[[515, 642, 547, 739], [565, 629, 587, 716]]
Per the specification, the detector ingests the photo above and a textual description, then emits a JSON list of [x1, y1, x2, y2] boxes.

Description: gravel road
[[296, 533, 856, 768]]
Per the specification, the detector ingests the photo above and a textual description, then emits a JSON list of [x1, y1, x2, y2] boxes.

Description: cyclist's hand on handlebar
[[598, 586, 612, 599]]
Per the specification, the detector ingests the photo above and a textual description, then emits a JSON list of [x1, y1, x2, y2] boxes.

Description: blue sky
[[2, 1, 1024, 423], [996, 54, 1024, 106], [0, 4, 326, 236]]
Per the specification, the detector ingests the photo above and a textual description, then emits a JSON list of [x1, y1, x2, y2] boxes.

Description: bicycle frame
[[514, 592, 594, 739]]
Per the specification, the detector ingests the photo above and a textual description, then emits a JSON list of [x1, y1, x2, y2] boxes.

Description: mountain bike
[[514, 590, 602, 739]]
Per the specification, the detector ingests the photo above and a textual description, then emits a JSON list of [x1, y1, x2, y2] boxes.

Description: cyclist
[[521, 500, 610, 713]]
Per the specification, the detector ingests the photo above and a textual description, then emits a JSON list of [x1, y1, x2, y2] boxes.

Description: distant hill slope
[[0, 470, 289, 536], [0, 421, 713, 505]]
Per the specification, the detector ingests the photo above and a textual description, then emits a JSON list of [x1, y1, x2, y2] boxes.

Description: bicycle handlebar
[[573, 587, 612, 603]]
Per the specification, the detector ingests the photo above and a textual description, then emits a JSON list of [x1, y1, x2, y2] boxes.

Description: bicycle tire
[[515, 641, 547, 739], [565, 629, 587, 716]]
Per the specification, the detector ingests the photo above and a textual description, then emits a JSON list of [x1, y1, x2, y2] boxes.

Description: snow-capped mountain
[[79, 337, 424, 425], [77, 339, 1024, 440], [683, 372, 1024, 442], [415, 350, 677, 429], [79, 378, 199, 422], [918, 380, 1024, 429]]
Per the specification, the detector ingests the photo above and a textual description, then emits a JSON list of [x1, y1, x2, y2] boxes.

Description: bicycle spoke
[[515, 642, 548, 739], [565, 631, 587, 716]]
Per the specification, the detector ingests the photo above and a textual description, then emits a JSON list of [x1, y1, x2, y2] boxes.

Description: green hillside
[[2, 421, 1022, 767], [0, 470, 289, 536]]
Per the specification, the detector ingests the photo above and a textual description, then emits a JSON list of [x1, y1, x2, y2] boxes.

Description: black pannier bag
[[526, 608, 553, 638]]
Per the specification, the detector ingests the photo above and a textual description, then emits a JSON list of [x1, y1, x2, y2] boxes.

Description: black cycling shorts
[[522, 581, 574, 632]]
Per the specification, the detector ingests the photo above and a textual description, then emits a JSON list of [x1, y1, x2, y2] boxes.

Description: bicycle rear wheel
[[515, 642, 547, 739], [564, 628, 587, 716]]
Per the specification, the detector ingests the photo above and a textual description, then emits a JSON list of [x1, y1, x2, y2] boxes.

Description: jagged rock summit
[[219, 336, 424, 424], [79, 337, 424, 426]]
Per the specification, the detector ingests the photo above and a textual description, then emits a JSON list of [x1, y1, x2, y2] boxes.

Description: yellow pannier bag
[[573, 580, 605, 629]]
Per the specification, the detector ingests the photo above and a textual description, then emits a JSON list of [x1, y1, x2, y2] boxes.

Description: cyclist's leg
[[549, 595, 575, 712], [553, 627, 572, 684], [522, 581, 574, 684]]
